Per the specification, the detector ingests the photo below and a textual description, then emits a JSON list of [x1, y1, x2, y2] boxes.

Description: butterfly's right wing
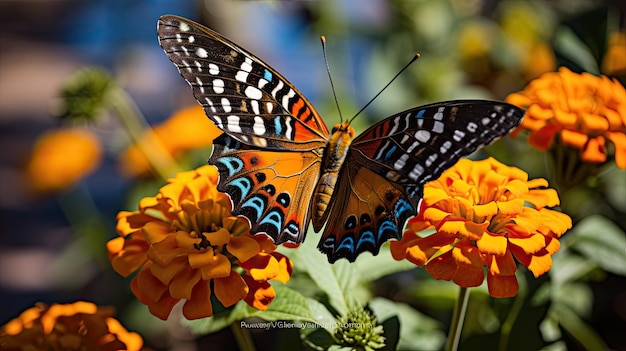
[[317, 100, 524, 262], [157, 15, 329, 150]]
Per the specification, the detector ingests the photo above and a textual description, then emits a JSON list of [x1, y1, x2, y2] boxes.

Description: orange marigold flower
[[506, 67, 626, 169], [0, 301, 144, 351], [390, 158, 572, 298], [119, 105, 221, 177], [25, 128, 102, 193], [107, 165, 293, 320]]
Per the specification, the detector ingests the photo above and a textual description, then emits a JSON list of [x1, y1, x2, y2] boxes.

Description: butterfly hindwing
[[210, 134, 322, 244], [318, 163, 415, 263], [157, 15, 329, 150]]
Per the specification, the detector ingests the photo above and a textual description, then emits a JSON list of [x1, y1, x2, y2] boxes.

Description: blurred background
[[1, 0, 624, 350]]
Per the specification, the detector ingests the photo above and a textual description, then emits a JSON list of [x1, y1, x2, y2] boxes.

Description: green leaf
[[553, 26, 599, 73], [369, 297, 445, 351], [551, 302, 609, 351], [249, 284, 316, 322], [306, 298, 339, 333], [352, 244, 417, 284], [286, 235, 351, 315], [569, 215, 626, 276]]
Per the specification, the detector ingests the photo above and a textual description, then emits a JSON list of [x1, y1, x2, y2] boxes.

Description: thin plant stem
[[446, 287, 470, 351], [231, 322, 256, 351], [108, 87, 182, 180]]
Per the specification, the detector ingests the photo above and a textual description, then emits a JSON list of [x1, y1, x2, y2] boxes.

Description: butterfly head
[[331, 121, 356, 137]]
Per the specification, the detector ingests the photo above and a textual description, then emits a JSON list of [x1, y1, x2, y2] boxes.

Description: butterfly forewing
[[157, 15, 329, 150], [352, 100, 524, 197]]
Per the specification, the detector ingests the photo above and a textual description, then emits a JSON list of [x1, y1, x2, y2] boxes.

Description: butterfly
[[157, 15, 524, 263]]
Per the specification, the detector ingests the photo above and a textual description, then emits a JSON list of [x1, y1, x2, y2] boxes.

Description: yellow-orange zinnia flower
[[0, 301, 143, 351], [506, 67, 626, 169], [119, 105, 221, 177], [107, 165, 293, 320], [390, 158, 572, 298], [25, 128, 102, 193]]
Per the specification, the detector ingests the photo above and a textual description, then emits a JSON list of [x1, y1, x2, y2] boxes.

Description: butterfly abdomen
[[311, 122, 355, 231]]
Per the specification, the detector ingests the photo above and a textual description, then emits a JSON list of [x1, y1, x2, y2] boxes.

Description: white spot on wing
[[253, 116, 266, 135], [212, 115, 224, 129], [415, 130, 431, 143], [245, 86, 262, 100], [434, 107, 445, 120], [282, 89, 296, 110], [205, 97, 216, 113], [235, 70, 249, 82], [409, 164, 425, 181], [433, 121, 444, 133], [212, 79, 224, 94], [179, 22, 191, 32], [196, 77, 205, 93], [453, 130, 465, 142], [196, 47, 208, 58], [227, 115, 242, 133], [208, 63, 219, 75], [221, 97, 231, 113], [251, 100, 260, 115], [394, 153, 409, 170]]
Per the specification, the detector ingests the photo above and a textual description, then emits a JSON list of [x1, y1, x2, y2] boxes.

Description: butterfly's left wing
[[157, 15, 329, 150], [318, 100, 524, 262]]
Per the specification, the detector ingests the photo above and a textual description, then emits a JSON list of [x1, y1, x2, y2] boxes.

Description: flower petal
[[182, 281, 213, 320], [214, 271, 249, 307]]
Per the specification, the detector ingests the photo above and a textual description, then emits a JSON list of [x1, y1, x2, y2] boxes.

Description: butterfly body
[[312, 121, 355, 231], [157, 15, 525, 263]]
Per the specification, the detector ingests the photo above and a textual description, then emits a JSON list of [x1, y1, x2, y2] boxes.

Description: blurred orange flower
[[0, 301, 143, 351], [506, 67, 626, 169], [390, 158, 571, 298], [119, 105, 221, 177], [25, 128, 102, 193], [602, 31, 626, 76], [107, 165, 293, 320]]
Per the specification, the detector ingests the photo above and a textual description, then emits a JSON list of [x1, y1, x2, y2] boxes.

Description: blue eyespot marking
[[337, 237, 355, 252], [356, 231, 376, 248], [264, 69, 273, 82], [217, 156, 244, 177], [260, 209, 283, 233], [378, 220, 396, 240], [241, 196, 266, 222], [228, 177, 252, 199], [393, 198, 413, 218], [416, 109, 426, 118]]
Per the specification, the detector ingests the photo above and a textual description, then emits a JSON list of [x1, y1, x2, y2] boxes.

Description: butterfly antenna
[[321, 36, 344, 122], [349, 53, 421, 123]]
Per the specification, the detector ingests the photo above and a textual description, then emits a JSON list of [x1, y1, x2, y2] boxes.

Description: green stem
[[498, 276, 527, 351], [231, 321, 256, 351], [107, 86, 182, 180], [445, 287, 470, 351]]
